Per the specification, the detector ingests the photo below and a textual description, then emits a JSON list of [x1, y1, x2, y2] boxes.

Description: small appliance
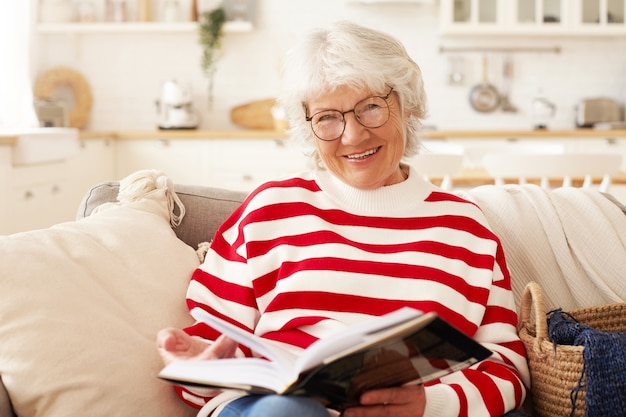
[[576, 98, 622, 128], [34, 98, 67, 128], [156, 79, 199, 130], [531, 96, 556, 130]]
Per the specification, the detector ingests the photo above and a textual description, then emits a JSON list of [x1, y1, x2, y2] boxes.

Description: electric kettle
[[532, 96, 556, 130]]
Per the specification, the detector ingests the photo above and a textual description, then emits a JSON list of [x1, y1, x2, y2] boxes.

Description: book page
[[159, 356, 291, 393], [191, 309, 297, 373]]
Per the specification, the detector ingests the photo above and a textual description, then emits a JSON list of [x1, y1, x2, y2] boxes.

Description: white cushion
[[0, 172, 199, 417]]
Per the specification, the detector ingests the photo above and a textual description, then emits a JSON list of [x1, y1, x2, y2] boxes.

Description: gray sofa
[[78, 182, 248, 250], [2, 178, 626, 417]]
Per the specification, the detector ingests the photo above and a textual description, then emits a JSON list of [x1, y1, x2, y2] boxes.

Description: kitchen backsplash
[[34, 0, 626, 132]]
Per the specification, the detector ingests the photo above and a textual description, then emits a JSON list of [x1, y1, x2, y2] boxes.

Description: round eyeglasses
[[305, 87, 394, 141]]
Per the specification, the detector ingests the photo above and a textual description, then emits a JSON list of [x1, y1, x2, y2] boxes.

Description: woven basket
[[518, 282, 626, 417]]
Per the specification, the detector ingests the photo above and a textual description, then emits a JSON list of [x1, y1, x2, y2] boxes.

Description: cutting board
[[230, 98, 276, 130]]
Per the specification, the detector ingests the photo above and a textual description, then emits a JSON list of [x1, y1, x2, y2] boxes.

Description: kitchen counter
[[1, 128, 79, 148], [77, 129, 626, 141], [78, 130, 289, 140], [0, 135, 18, 146], [448, 168, 626, 187], [422, 129, 626, 139]]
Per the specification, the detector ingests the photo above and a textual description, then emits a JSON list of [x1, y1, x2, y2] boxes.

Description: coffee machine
[[156, 79, 199, 130]]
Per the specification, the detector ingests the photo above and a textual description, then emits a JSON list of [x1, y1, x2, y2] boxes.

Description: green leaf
[[198, 5, 226, 77]]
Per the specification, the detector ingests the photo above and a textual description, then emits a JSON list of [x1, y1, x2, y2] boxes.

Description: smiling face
[[307, 86, 407, 190]]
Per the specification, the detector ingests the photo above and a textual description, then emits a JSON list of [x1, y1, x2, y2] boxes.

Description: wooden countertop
[[0, 135, 18, 146], [78, 130, 289, 140], [421, 129, 626, 139], [76, 129, 626, 141], [2, 129, 624, 143], [439, 168, 626, 187]]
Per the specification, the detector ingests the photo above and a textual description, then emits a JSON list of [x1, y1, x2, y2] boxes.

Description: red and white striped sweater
[[180, 167, 530, 417]]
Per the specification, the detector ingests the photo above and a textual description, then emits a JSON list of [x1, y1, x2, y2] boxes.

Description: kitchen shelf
[[37, 20, 253, 34]]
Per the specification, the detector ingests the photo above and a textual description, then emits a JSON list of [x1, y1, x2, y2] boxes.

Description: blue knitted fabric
[[548, 309, 626, 417], [502, 410, 531, 417]]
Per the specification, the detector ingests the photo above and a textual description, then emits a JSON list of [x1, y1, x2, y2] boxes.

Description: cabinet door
[[571, 0, 626, 34], [440, 0, 506, 34], [9, 181, 70, 233], [5, 162, 74, 234], [208, 139, 308, 192], [441, 0, 563, 35], [115, 139, 211, 185], [66, 138, 116, 205], [511, 0, 569, 33]]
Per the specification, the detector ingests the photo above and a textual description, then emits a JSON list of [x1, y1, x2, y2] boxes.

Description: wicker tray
[[518, 282, 626, 417]]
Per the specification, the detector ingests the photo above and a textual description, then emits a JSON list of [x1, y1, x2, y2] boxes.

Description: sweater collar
[[314, 164, 436, 214]]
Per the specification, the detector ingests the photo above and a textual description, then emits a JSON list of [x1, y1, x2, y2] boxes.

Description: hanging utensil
[[500, 55, 518, 113], [469, 54, 500, 113]]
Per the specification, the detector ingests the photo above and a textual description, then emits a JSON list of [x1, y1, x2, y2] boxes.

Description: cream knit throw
[[460, 184, 626, 310]]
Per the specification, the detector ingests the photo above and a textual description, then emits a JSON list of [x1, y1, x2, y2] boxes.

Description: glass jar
[[163, 0, 181, 22], [77, 0, 97, 22], [40, 0, 74, 23], [106, 0, 127, 22]]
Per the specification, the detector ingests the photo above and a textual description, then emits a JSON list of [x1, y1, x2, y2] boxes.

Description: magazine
[[159, 307, 492, 410]]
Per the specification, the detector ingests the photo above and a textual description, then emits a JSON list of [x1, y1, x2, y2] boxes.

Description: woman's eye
[[316, 112, 341, 124], [359, 103, 381, 116]]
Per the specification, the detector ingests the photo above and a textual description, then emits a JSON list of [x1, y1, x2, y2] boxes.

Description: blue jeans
[[217, 395, 331, 417]]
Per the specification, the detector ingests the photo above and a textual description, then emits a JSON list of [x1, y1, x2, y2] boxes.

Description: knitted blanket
[[460, 184, 626, 310], [548, 309, 626, 417]]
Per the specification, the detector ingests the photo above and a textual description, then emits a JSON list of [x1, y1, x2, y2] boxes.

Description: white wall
[[34, 0, 626, 132]]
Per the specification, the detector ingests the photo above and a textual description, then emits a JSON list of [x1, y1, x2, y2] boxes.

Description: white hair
[[277, 21, 428, 167]]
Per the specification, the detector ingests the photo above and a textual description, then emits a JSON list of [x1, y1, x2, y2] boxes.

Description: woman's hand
[[156, 327, 238, 365], [342, 385, 426, 417]]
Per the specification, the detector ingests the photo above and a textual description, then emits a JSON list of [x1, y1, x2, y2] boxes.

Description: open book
[[159, 307, 492, 410]]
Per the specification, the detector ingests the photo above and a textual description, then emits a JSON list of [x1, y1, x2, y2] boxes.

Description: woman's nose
[[341, 112, 368, 144]]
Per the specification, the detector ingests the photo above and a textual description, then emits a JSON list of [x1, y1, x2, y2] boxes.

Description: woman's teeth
[[346, 147, 379, 159]]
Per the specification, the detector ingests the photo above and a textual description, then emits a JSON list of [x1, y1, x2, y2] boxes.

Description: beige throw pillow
[[0, 171, 199, 417]]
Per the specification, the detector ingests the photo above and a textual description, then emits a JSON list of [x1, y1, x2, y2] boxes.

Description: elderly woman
[[157, 21, 529, 417]]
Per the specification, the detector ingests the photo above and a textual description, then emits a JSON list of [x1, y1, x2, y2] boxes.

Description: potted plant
[[198, 4, 226, 106]]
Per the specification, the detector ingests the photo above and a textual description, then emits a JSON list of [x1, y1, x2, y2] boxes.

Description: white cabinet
[[114, 137, 308, 192], [66, 138, 116, 202], [207, 139, 308, 191], [115, 139, 211, 185], [0, 129, 99, 235], [3, 161, 73, 234], [440, 0, 568, 35], [0, 137, 117, 235], [571, 0, 626, 34], [440, 0, 626, 35]]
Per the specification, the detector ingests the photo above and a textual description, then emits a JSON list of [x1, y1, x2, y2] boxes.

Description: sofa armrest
[[76, 182, 247, 250]]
